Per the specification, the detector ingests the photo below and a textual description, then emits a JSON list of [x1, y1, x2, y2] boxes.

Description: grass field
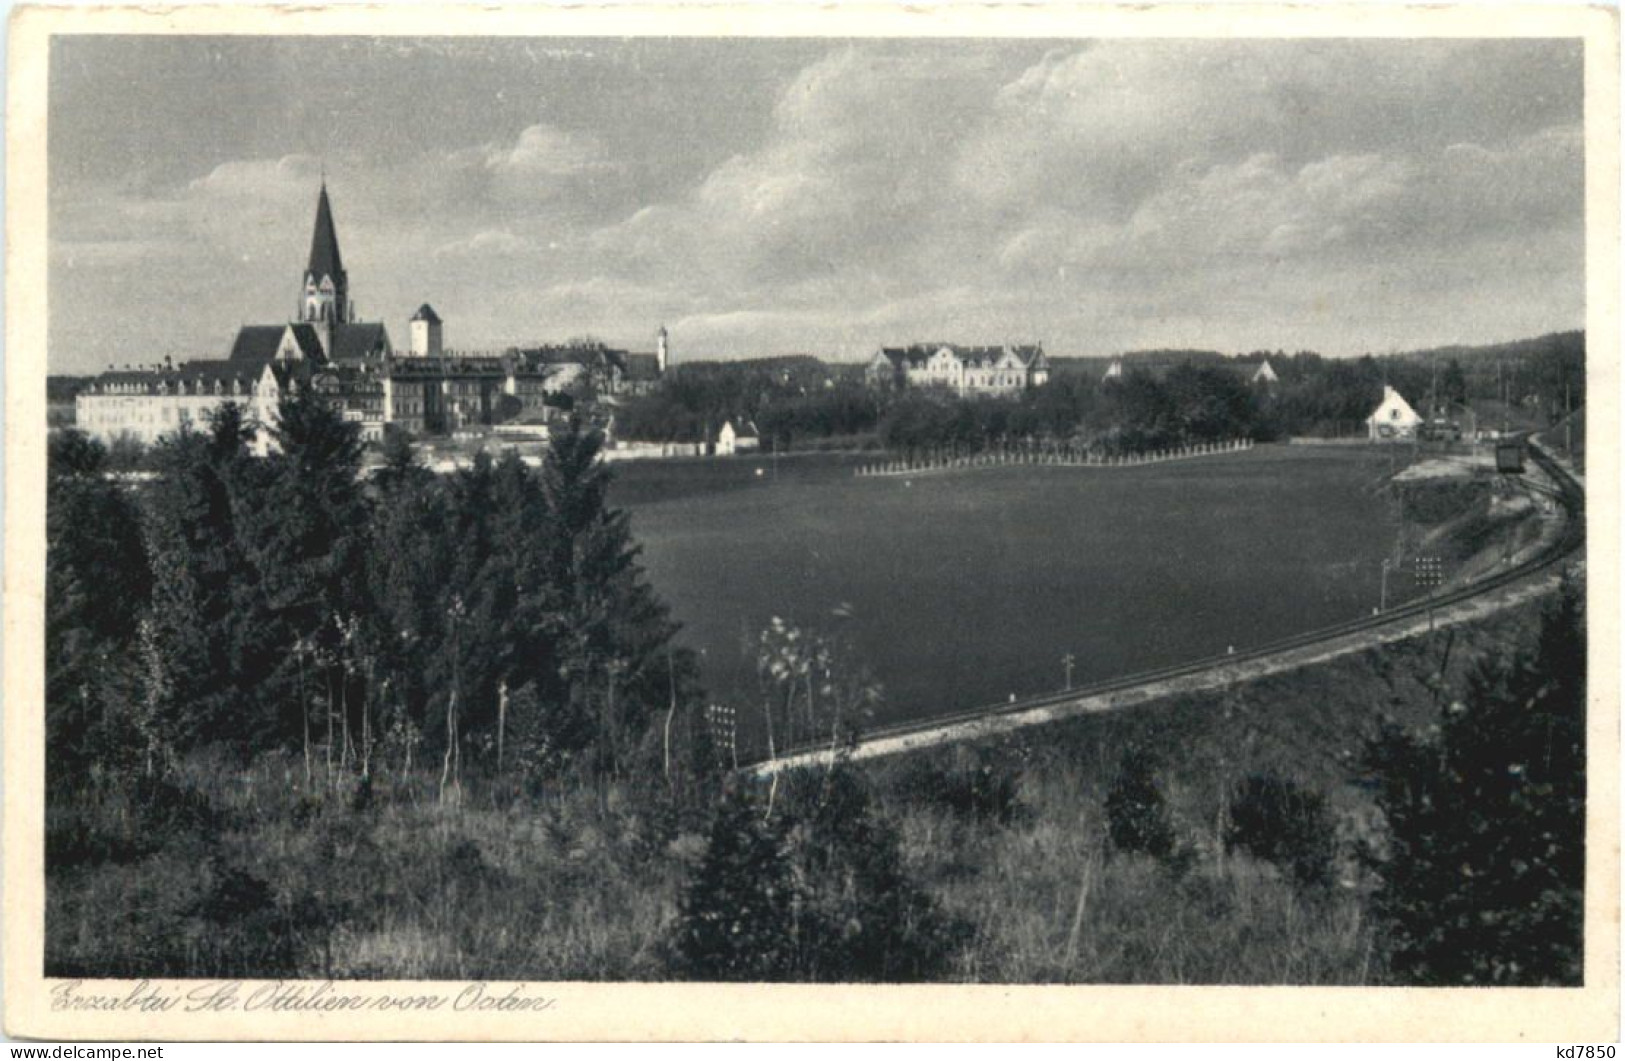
[[611, 445, 1419, 726]]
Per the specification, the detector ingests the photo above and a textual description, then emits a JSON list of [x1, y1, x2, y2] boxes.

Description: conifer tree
[[235, 388, 372, 747], [539, 415, 676, 775], [139, 405, 271, 752]]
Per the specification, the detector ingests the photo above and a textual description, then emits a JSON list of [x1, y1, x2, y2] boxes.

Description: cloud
[[592, 47, 1004, 288], [485, 122, 609, 180], [434, 228, 531, 259], [187, 154, 322, 199]]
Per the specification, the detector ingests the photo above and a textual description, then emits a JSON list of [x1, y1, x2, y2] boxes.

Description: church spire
[[301, 181, 350, 328], [307, 181, 345, 287]]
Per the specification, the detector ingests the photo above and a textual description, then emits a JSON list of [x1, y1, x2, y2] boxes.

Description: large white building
[[865, 343, 1050, 397]]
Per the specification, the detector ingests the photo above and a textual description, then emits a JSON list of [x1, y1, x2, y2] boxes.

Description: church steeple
[[301, 181, 350, 328]]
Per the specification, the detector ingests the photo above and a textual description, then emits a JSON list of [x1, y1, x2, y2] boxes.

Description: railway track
[[756, 439, 1584, 773]]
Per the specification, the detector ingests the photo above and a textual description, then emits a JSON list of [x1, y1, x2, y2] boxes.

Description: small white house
[[1367, 385, 1423, 441], [716, 419, 761, 456], [1252, 359, 1279, 385]]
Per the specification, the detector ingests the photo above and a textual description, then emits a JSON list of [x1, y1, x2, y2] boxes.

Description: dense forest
[[49, 396, 708, 792]]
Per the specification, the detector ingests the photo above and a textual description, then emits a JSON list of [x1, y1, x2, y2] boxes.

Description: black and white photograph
[[6, 2, 1618, 1043]]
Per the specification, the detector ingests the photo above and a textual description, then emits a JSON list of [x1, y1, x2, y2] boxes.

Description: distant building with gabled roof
[[1367, 385, 1423, 441], [716, 418, 760, 456]]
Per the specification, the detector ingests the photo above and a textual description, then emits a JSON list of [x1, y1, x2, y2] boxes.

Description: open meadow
[[613, 445, 1424, 726]]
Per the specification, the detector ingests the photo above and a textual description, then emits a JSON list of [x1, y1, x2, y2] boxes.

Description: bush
[[668, 786, 797, 981], [891, 752, 1025, 826], [1225, 774, 1335, 890], [1105, 748, 1176, 860], [668, 768, 970, 983], [780, 766, 971, 981]]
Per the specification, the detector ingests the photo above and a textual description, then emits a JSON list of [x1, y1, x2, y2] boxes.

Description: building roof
[[381, 354, 506, 378], [877, 346, 936, 369], [623, 352, 662, 382], [90, 358, 271, 394], [511, 344, 632, 373], [412, 303, 441, 324], [229, 325, 289, 363], [879, 343, 1045, 369], [1367, 385, 1422, 423], [327, 322, 391, 362], [307, 182, 345, 284], [286, 323, 325, 360]]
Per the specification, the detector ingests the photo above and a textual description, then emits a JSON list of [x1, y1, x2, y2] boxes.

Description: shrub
[[891, 752, 1025, 826], [1105, 748, 1176, 860], [669, 768, 970, 983], [669, 786, 797, 981], [1225, 773, 1335, 891], [780, 766, 971, 981]]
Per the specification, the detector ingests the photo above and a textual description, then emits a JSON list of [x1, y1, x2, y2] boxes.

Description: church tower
[[410, 304, 443, 357], [300, 182, 352, 346], [656, 325, 670, 374]]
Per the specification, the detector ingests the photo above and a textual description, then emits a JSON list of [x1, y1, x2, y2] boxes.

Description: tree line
[[607, 331, 1583, 456]]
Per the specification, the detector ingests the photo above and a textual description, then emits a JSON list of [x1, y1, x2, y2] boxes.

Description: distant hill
[[1389, 330, 1583, 367]]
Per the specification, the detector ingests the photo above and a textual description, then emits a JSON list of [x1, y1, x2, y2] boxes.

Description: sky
[[48, 36, 1584, 374]]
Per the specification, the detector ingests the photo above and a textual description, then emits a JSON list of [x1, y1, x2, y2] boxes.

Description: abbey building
[[75, 182, 668, 449]]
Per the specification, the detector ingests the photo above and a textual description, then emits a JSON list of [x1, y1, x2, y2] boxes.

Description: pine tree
[[236, 389, 373, 748], [139, 406, 272, 752], [539, 415, 676, 775]]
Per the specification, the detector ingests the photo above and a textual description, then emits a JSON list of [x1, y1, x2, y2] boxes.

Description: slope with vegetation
[[46, 394, 1584, 984]]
